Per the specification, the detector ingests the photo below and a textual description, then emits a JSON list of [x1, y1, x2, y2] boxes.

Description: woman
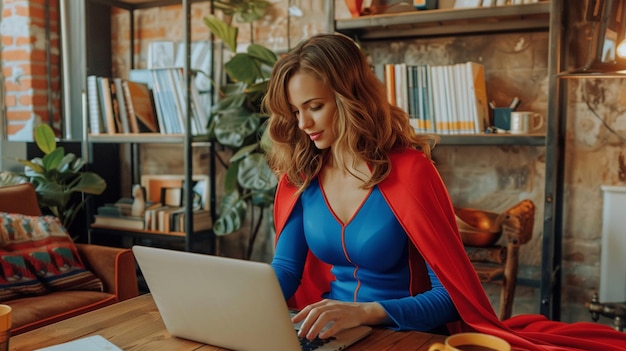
[[263, 33, 626, 350]]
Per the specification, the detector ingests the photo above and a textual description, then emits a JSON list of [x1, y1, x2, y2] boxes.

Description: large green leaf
[[65, 154, 87, 172], [33, 181, 67, 207], [214, 110, 260, 147], [19, 158, 45, 175], [225, 53, 263, 84], [203, 14, 238, 52], [236, 1, 270, 23], [247, 44, 277, 67], [224, 161, 240, 194], [42, 147, 65, 171], [71, 172, 107, 195], [34, 124, 57, 155], [237, 153, 278, 191], [0, 172, 27, 185], [230, 142, 258, 163], [213, 0, 270, 23], [213, 88, 246, 112], [213, 191, 248, 235], [247, 80, 269, 93]]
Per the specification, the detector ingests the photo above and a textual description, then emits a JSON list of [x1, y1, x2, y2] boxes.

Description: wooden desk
[[10, 294, 445, 350]]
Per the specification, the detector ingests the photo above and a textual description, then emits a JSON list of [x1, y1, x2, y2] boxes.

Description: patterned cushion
[[0, 213, 103, 301], [0, 249, 48, 301]]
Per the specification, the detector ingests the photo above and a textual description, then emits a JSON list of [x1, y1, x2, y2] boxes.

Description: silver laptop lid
[[132, 245, 301, 351]]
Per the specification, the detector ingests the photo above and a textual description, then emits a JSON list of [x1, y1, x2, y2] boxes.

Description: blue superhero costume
[[272, 148, 626, 350], [271, 178, 459, 332]]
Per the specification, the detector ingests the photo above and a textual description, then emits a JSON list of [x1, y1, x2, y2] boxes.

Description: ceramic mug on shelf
[[428, 332, 511, 351], [509, 111, 544, 135]]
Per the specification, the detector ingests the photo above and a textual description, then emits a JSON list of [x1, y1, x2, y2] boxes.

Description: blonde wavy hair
[[263, 33, 437, 194]]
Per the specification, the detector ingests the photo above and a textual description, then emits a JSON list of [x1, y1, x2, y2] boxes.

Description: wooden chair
[[460, 200, 536, 320]]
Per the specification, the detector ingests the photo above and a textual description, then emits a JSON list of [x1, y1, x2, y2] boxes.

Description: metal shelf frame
[[80, 0, 216, 254]]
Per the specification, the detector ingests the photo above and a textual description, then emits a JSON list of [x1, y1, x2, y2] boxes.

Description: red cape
[[273, 148, 626, 351]]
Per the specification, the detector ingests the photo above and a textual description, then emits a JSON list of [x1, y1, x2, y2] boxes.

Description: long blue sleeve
[[271, 199, 308, 300], [378, 264, 459, 331]]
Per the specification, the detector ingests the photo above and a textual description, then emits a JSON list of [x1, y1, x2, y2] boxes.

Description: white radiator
[[600, 186, 626, 302]]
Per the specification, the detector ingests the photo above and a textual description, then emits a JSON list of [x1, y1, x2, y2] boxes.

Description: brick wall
[[111, 3, 213, 78], [1, 0, 60, 140]]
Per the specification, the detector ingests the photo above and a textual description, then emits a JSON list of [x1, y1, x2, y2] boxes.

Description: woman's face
[[287, 71, 338, 150]]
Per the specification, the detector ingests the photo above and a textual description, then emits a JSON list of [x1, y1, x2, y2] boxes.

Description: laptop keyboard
[[298, 336, 336, 351]]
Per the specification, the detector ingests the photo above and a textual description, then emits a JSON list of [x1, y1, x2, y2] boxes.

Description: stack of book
[[93, 198, 212, 233], [87, 68, 210, 136], [377, 61, 489, 135], [93, 198, 158, 230], [144, 205, 212, 233]]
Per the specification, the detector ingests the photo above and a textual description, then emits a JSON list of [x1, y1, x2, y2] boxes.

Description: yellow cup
[[428, 332, 511, 351], [0, 304, 11, 351]]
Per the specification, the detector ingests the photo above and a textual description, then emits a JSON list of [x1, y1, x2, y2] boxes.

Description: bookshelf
[[331, 0, 562, 320], [68, 0, 216, 254]]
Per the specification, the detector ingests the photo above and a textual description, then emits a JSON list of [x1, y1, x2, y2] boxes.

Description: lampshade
[[618, 38, 626, 58]]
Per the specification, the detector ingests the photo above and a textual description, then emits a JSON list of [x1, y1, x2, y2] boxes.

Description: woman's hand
[[292, 299, 389, 340]]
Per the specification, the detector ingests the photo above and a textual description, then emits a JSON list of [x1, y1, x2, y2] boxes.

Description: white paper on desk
[[34, 335, 122, 351]]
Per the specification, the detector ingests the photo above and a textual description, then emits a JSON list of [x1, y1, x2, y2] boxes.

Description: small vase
[[345, 0, 363, 17]]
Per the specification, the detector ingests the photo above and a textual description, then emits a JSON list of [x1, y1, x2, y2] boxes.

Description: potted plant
[[203, 1, 278, 258], [0, 124, 107, 230]]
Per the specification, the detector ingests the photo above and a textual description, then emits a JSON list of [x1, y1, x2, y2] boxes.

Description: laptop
[[132, 245, 372, 351]]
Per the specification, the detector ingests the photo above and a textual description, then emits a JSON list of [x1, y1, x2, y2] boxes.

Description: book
[[407, 65, 419, 127], [384, 64, 396, 106], [189, 75, 210, 134], [97, 76, 117, 134], [157, 206, 184, 232], [164, 68, 186, 134], [97, 197, 159, 217], [442, 64, 457, 134], [121, 80, 140, 133], [430, 65, 445, 134], [421, 65, 436, 133], [125, 81, 160, 133], [96, 204, 124, 217], [465, 61, 489, 133], [86, 75, 102, 134], [150, 69, 174, 134], [113, 78, 130, 133], [394, 63, 408, 114], [144, 205, 168, 231], [176, 209, 212, 232], [93, 214, 145, 230], [454, 63, 471, 134], [129, 69, 155, 89]]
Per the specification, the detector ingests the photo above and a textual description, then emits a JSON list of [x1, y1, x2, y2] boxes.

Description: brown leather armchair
[[0, 183, 139, 335]]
